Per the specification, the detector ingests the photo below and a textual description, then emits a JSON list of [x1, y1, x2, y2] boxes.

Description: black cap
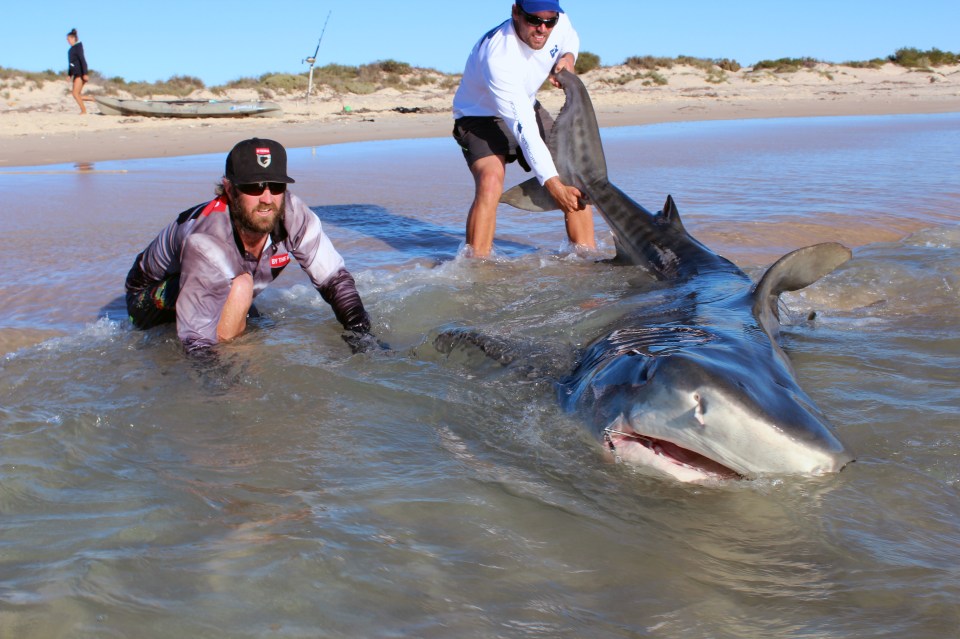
[[224, 138, 295, 185]]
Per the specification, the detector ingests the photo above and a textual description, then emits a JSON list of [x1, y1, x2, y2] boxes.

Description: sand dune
[[2, 62, 958, 167]]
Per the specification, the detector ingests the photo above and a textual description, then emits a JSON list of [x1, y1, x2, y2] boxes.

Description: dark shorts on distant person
[[126, 274, 180, 330], [453, 102, 554, 172]]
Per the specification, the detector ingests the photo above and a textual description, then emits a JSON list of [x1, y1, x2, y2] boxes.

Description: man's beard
[[229, 192, 285, 235]]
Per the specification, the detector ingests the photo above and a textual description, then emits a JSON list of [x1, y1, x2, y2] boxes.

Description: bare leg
[[564, 204, 596, 251], [465, 155, 507, 258], [71, 76, 88, 114], [217, 273, 254, 342]]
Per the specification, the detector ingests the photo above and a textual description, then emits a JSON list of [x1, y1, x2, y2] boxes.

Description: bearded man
[[125, 138, 376, 353]]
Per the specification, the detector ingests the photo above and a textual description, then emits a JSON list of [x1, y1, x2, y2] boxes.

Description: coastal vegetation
[[1, 47, 956, 98]]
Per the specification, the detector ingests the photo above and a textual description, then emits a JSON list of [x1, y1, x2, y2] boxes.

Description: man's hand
[[342, 330, 387, 354], [544, 176, 586, 215], [549, 53, 577, 88]]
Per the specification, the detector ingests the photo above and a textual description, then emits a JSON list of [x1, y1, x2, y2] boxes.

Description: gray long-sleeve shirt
[[126, 192, 368, 351]]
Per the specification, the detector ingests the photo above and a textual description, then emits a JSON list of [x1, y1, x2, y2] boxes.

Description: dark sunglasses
[[236, 181, 287, 196], [519, 7, 559, 28]]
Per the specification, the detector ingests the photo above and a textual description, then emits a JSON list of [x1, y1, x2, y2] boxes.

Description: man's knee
[[470, 157, 506, 199]]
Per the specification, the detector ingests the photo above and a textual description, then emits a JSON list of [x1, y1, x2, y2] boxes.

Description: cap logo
[[255, 147, 272, 168]]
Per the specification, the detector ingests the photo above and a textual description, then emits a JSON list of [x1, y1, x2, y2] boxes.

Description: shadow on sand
[[311, 204, 536, 262]]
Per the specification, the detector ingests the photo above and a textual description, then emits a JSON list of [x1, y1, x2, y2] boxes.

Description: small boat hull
[[94, 97, 282, 118]]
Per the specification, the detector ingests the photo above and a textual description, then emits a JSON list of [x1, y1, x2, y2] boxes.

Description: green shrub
[[675, 56, 716, 72], [217, 76, 261, 91], [624, 55, 675, 70], [99, 74, 206, 97], [752, 57, 820, 72], [620, 55, 741, 73], [575, 51, 601, 74], [705, 69, 728, 84], [0, 66, 61, 87], [889, 47, 959, 68], [375, 59, 412, 74], [844, 58, 887, 69], [343, 81, 378, 95], [599, 70, 667, 87], [259, 73, 308, 93], [643, 71, 668, 86], [439, 76, 461, 90], [715, 58, 741, 72]]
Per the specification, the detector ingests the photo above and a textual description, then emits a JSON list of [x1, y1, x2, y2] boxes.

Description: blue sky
[[3, 1, 957, 86]]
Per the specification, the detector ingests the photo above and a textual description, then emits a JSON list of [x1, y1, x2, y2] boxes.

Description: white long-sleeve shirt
[[452, 14, 580, 185]]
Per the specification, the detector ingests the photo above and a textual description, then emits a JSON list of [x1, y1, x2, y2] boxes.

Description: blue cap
[[517, 0, 564, 14]]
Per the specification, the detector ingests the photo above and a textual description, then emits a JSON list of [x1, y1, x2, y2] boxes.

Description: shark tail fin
[[549, 69, 608, 188], [500, 69, 607, 212], [751, 242, 852, 336]]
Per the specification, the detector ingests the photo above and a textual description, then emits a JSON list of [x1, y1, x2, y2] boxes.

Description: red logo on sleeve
[[201, 196, 228, 216], [270, 253, 290, 268]]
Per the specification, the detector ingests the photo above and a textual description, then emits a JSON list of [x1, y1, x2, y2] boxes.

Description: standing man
[[452, 0, 595, 258], [125, 138, 378, 354]]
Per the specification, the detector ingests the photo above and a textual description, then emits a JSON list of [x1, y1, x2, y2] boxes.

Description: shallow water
[[1, 113, 959, 638]]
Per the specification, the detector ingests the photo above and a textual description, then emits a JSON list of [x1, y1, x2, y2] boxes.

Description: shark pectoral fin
[[751, 242, 852, 333], [500, 178, 560, 212]]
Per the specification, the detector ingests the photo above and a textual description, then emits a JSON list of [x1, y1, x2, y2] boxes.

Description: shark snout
[[627, 353, 854, 477]]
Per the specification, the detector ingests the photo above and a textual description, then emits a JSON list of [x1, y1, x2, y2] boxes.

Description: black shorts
[[453, 102, 554, 172], [126, 277, 179, 329], [125, 256, 179, 329]]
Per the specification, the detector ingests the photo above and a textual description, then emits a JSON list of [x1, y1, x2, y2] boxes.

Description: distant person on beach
[[125, 138, 379, 354], [452, 0, 595, 258], [66, 28, 94, 114]]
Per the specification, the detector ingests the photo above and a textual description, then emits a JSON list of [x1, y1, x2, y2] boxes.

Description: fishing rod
[[304, 10, 332, 104]]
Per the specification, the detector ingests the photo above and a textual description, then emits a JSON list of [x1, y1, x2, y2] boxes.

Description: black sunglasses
[[236, 182, 287, 196], [518, 7, 559, 28]]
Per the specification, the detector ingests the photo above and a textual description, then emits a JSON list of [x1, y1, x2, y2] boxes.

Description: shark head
[[582, 341, 854, 482], [561, 242, 855, 483]]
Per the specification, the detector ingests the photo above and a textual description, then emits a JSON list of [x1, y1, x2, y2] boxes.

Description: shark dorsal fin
[[657, 194, 686, 232], [752, 242, 852, 337]]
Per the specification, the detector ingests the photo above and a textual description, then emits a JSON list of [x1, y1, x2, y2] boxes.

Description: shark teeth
[[603, 426, 741, 480]]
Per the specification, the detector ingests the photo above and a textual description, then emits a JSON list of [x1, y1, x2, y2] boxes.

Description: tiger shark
[[495, 69, 854, 481]]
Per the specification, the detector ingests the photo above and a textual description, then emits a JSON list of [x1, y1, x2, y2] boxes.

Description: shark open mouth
[[603, 427, 742, 480]]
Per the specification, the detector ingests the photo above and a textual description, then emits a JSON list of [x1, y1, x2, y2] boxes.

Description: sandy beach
[[2, 61, 959, 168]]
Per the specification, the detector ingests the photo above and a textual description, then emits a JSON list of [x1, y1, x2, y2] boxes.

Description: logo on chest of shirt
[[270, 253, 290, 268], [550, 45, 559, 58]]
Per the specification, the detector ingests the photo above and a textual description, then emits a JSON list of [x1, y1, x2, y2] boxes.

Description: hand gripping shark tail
[[501, 70, 729, 277]]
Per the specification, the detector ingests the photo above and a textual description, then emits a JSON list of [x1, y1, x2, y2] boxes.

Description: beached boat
[[94, 97, 282, 118]]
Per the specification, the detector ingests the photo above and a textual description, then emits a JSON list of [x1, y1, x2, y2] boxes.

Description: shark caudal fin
[[500, 69, 609, 213], [548, 69, 608, 190], [752, 242, 852, 338]]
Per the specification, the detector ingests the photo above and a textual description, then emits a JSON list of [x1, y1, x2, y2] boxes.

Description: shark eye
[[693, 393, 706, 426]]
